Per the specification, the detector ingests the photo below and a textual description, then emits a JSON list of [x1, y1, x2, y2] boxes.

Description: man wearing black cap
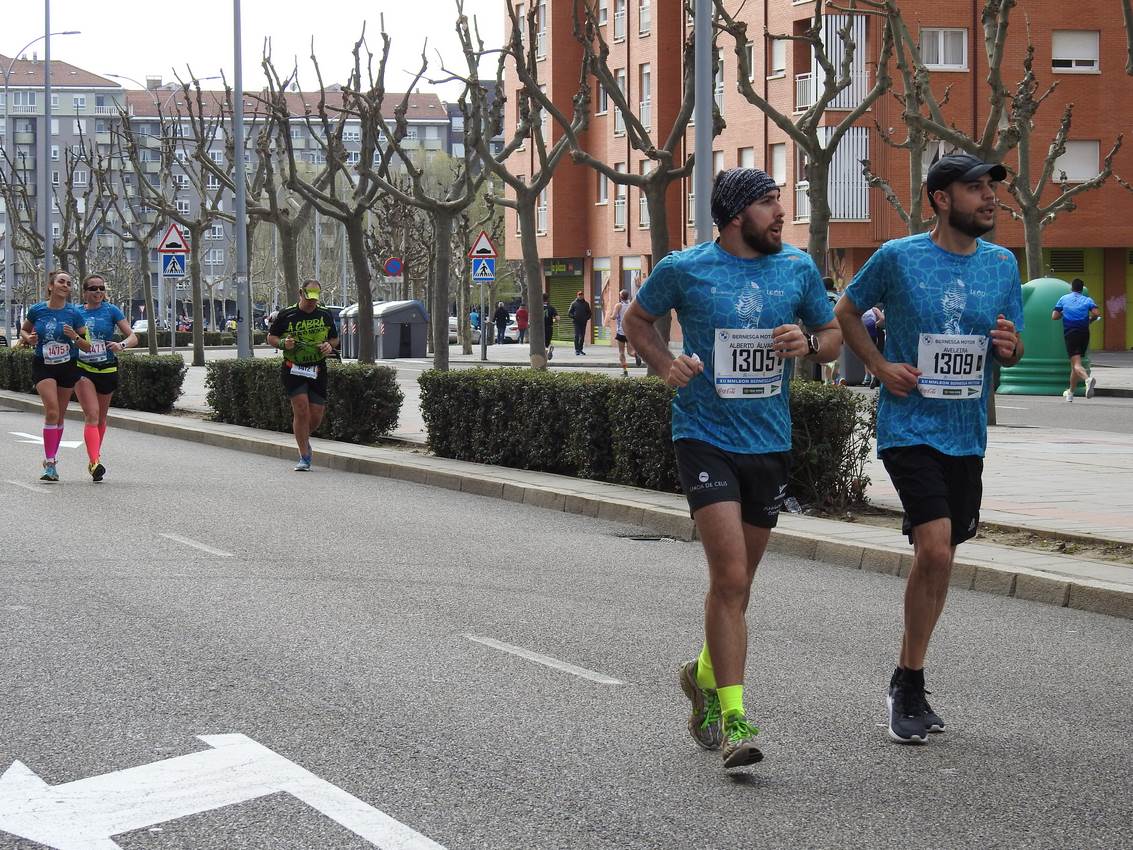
[[624, 167, 841, 770], [836, 154, 1025, 744]]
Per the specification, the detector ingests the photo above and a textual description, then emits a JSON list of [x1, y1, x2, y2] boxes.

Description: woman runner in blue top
[[19, 270, 96, 482], [77, 273, 138, 480]]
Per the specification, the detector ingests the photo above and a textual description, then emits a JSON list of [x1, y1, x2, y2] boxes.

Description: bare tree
[[454, 0, 591, 369], [716, 0, 894, 275]]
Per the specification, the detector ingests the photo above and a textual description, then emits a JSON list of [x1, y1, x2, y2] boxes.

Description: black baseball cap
[[926, 154, 1007, 195]]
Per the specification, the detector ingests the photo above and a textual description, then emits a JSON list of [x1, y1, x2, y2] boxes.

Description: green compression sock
[[717, 684, 745, 718], [695, 642, 717, 690]]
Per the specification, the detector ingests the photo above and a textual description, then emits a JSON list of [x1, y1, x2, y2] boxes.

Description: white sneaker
[[1085, 376, 1097, 399], [1063, 389, 1073, 403]]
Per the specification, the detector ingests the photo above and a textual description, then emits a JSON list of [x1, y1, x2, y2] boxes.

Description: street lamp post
[[1, 29, 79, 339], [693, 0, 712, 244], [233, 0, 252, 358]]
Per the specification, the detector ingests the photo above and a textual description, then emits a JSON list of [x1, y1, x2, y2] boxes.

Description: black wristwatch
[[805, 333, 820, 357]]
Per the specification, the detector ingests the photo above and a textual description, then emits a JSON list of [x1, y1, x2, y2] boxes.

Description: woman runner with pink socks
[[20, 271, 95, 482], [76, 274, 137, 481]]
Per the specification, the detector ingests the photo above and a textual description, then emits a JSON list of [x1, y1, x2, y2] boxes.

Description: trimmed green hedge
[[205, 357, 403, 443], [0, 348, 186, 412], [419, 369, 875, 509]]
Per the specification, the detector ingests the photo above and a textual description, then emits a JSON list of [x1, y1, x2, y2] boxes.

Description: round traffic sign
[[384, 257, 403, 276]]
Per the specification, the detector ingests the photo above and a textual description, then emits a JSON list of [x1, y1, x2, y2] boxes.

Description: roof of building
[[0, 55, 119, 89]]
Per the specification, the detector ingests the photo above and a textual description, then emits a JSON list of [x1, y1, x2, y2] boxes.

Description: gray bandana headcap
[[711, 168, 778, 229]]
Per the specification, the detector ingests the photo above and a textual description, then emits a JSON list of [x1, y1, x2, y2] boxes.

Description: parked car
[[131, 319, 168, 333], [448, 315, 480, 344]]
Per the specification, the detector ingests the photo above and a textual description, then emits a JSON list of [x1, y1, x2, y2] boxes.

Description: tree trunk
[[517, 201, 546, 370], [1022, 208, 1043, 283], [345, 215, 374, 364], [140, 252, 158, 355], [645, 182, 675, 376], [806, 158, 832, 276], [188, 223, 205, 367], [279, 218, 301, 304], [432, 210, 453, 371]]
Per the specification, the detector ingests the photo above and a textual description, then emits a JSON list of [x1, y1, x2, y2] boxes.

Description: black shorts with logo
[[280, 361, 329, 405], [31, 357, 80, 389], [674, 438, 792, 528], [1064, 328, 1090, 358], [880, 444, 984, 546], [77, 367, 119, 395]]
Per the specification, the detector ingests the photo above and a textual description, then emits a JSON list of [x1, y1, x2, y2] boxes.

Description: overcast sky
[[5, 0, 504, 98]]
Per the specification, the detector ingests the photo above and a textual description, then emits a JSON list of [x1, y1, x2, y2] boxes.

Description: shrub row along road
[[0, 405, 1130, 849]]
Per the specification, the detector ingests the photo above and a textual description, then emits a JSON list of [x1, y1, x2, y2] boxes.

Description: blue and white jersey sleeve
[[844, 244, 891, 312], [635, 254, 684, 318], [798, 262, 835, 328]]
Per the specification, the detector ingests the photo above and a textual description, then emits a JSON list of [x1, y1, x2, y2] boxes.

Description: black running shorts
[[32, 357, 80, 389], [1064, 328, 1090, 358], [880, 444, 984, 546], [78, 368, 119, 395], [280, 361, 329, 405], [674, 438, 791, 528]]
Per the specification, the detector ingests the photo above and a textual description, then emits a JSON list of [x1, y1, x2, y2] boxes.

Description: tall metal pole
[[233, 0, 252, 358], [41, 0, 53, 271], [3, 69, 12, 339], [693, 0, 713, 244], [338, 222, 346, 307], [313, 209, 320, 281]]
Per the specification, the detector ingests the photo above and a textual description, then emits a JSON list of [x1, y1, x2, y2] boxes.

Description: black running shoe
[[891, 667, 945, 733], [887, 670, 928, 744]]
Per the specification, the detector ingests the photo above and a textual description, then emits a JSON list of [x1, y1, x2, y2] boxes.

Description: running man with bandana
[[266, 280, 339, 471], [76, 273, 138, 481], [836, 154, 1024, 745], [624, 168, 842, 770]]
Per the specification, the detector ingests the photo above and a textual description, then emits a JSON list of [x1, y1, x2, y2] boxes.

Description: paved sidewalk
[[2, 387, 1129, 621]]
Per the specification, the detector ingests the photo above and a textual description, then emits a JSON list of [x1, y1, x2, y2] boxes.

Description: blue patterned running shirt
[[635, 240, 833, 454], [27, 302, 86, 362], [844, 232, 1024, 458]]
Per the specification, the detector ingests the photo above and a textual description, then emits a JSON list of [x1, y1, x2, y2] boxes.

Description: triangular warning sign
[[158, 222, 190, 253], [467, 230, 498, 259]]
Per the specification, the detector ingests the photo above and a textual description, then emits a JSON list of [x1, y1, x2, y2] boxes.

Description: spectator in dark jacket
[[493, 302, 510, 344], [567, 291, 593, 355]]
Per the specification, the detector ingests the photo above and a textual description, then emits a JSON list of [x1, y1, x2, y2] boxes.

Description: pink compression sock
[[43, 424, 63, 461], [83, 424, 102, 464]]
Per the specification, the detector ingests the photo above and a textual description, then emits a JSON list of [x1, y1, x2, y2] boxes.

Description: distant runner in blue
[[1052, 278, 1101, 401], [19, 270, 95, 482], [625, 168, 841, 771], [837, 154, 1025, 745]]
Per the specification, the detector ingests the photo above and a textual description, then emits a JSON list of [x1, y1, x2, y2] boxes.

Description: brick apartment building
[[503, 1, 1133, 351]]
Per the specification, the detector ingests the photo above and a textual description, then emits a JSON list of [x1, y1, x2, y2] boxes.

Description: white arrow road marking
[[159, 533, 234, 558], [6, 480, 47, 494], [0, 733, 446, 850], [9, 431, 83, 448], [464, 634, 625, 685]]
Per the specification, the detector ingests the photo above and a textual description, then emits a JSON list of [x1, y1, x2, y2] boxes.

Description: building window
[[639, 0, 651, 36], [52, 223, 61, 239], [451, 142, 465, 158], [614, 162, 627, 229], [50, 145, 60, 161], [51, 94, 59, 109], [1052, 31, 1100, 73], [175, 174, 191, 190], [346, 150, 361, 164], [208, 222, 224, 240], [639, 64, 651, 127], [921, 28, 967, 70], [614, 69, 627, 135], [597, 171, 609, 205], [206, 173, 221, 190], [712, 150, 724, 175], [73, 170, 87, 186], [535, 2, 548, 59], [73, 120, 86, 136], [73, 95, 87, 110], [514, 4, 526, 46], [209, 150, 224, 164], [51, 170, 60, 186], [739, 147, 755, 169], [343, 126, 361, 142], [425, 124, 440, 140], [714, 49, 724, 110], [613, 0, 626, 41], [770, 38, 787, 76], [176, 199, 191, 216], [12, 91, 36, 109], [770, 143, 787, 185], [51, 118, 60, 136], [290, 127, 303, 140], [1053, 140, 1101, 182], [597, 0, 608, 25], [206, 248, 225, 265], [744, 44, 756, 81], [596, 82, 608, 114]]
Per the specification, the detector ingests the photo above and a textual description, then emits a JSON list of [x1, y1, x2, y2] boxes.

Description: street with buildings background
[[1, 1, 1132, 848]]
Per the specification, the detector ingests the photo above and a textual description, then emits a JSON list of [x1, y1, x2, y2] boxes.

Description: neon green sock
[[695, 642, 717, 690], [717, 684, 745, 718]]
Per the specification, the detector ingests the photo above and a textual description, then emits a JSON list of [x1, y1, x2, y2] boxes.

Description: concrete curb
[[2, 389, 1130, 621]]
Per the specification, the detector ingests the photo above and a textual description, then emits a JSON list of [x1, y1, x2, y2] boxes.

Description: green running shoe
[[721, 711, 763, 769], [679, 660, 722, 750]]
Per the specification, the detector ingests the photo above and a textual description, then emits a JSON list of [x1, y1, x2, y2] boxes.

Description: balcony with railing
[[535, 30, 547, 59], [613, 196, 626, 229], [536, 204, 548, 234], [614, 109, 625, 136], [639, 1, 651, 34], [95, 105, 116, 115], [795, 182, 810, 221], [638, 194, 650, 228], [613, 9, 626, 41], [639, 98, 651, 128], [795, 70, 870, 112], [713, 81, 723, 111], [686, 192, 695, 224]]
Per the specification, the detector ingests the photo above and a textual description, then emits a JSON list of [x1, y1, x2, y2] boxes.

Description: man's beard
[[740, 220, 783, 255], [948, 207, 994, 239]]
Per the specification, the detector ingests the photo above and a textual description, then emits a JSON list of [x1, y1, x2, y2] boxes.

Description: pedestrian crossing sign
[[161, 253, 186, 277], [472, 257, 496, 282]]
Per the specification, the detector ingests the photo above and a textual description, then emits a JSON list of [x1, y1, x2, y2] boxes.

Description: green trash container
[[999, 277, 1092, 396]]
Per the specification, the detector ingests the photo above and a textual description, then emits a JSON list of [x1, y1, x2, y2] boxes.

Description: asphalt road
[[1, 407, 1131, 849]]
